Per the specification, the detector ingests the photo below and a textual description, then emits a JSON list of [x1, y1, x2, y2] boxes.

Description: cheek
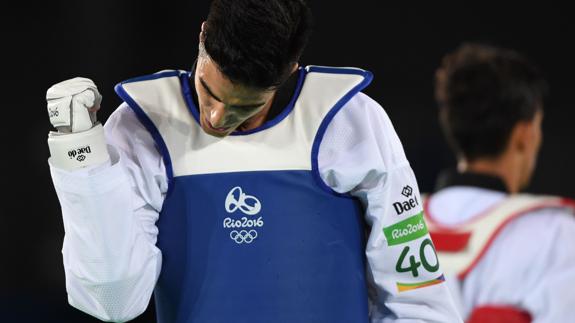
[[231, 105, 263, 120], [225, 111, 251, 125], [533, 127, 543, 153], [197, 96, 215, 114], [529, 130, 542, 168], [537, 128, 543, 147]]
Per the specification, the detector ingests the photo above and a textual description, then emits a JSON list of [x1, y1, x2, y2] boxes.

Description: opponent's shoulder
[[497, 193, 575, 244], [511, 206, 575, 231], [490, 203, 575, 279], [508, 193, 575, 217]]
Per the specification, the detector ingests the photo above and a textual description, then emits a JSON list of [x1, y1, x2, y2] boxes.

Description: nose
[[209, 103, 226, 128]]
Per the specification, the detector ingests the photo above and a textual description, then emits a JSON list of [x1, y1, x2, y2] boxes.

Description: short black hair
[[434, 43, 547, 161], [203, 0, 312, 89]]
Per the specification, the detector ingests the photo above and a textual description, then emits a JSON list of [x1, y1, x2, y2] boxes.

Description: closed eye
[[199, 77, 266, 109]]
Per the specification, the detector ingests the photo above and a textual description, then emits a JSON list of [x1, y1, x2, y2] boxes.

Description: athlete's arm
[[318, 92, 462, 322], [48, 85, 166, 322]]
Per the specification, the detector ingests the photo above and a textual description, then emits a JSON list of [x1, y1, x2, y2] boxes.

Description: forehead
[[196, 56, 272, 102]]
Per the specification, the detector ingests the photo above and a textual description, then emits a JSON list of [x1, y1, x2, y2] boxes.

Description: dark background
[[2, 1, 574, 322]]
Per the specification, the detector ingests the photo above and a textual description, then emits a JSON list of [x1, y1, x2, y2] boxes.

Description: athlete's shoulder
[[347, 91, 383, 111], [113, 69, 192, 118], [338, 91, 395, 131], [116, 69, 186, 86], [304, 65, 372, 76], [106, 103, 138, 128], [104, 103, 149, 143]]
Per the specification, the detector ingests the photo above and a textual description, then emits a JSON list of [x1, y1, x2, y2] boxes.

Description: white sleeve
[[49, 103, 167, 322], [318, 93, 462, 323]]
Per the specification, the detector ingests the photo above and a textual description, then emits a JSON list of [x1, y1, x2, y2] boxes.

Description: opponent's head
[[194, 0, 312, 137], [435, 43, 547, 190]]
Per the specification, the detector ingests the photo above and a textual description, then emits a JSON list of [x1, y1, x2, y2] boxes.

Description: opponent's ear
[[199, 21, 207, 42], [509, 119, 533, 154]]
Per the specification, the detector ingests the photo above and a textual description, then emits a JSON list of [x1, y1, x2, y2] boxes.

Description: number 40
[[395, 238, 439, 277]]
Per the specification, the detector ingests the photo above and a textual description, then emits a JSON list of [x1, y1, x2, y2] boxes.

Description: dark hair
[[434, 43, 547, 161], [202, 0, 312, 89]]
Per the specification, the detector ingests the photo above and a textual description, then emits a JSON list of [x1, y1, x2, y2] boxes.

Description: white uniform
[[424, 175, 575, 323], [49, 68, 461, 322]]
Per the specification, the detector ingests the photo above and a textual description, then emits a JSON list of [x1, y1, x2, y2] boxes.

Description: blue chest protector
[[115, 66, 373, 323]]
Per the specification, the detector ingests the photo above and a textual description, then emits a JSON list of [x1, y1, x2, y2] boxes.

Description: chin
[[202, 126, 231, 138], [199, 118, 231, 138]]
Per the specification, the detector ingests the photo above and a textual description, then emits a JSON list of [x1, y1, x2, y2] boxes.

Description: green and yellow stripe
[[396, 274, 445, 292]]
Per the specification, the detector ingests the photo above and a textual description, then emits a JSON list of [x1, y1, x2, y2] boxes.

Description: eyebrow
[[199, 77, 266, 109]]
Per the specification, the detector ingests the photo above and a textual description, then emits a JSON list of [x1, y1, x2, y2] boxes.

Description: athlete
[[425, 43, 575, 323], [45, 0, 461, 322]]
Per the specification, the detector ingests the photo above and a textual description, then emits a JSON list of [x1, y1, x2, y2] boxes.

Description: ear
[[199, 21, 207, 42], [290, 62, 299, 73], [509, 120, 534, 154]]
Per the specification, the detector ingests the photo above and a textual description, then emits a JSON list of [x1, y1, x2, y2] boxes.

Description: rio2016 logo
[[223, 187, 263, 244], [225, 186, 261, 215]]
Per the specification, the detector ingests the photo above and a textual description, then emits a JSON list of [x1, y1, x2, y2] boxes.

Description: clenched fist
[[46, 77, 109, 170], [47, 77, 102, 133]]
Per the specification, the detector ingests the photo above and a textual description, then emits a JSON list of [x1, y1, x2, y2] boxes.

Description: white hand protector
[[46, 77, 109, 170], [46, 77, 101, 133]]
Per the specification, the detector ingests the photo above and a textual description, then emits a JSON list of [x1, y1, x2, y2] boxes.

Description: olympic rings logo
[[230, 230, 258, 244], [225, 186, 261, 215]]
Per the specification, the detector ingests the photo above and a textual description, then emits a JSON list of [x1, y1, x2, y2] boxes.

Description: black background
[[2, 1, 574, 322]]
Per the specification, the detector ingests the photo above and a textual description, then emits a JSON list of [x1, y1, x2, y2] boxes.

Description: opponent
[[425, 43, 575, 323]]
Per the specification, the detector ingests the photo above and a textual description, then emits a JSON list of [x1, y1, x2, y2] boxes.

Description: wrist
[[47, 123, 110, 170]]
